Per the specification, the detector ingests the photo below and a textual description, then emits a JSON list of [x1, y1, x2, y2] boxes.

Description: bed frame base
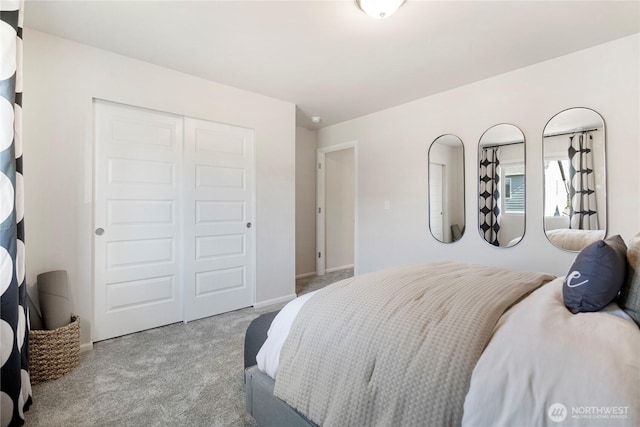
[[245, 366, 316, 427]]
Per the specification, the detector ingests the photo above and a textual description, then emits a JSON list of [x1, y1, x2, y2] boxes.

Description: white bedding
[[463, 277, 640, 426], [256, 290, 317, 379]]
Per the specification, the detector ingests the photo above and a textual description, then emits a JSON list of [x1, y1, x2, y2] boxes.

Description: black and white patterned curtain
[[1, 1, 32, 426], [568, 132, 598, 230], [479, 147, 501, 246]]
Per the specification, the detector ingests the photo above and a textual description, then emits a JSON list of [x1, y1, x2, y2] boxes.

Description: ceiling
[[24, 1, 640, 129]]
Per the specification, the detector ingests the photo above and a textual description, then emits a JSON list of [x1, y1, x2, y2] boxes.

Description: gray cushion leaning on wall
[[37, 270, 73, 330], [618, 232, 640, 326]]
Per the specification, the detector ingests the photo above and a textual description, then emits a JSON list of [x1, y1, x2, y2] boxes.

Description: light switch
[[384, 200, 390, 210]]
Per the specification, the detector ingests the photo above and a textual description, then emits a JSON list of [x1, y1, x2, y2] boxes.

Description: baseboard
[[326, 264, 354, 274], [254, 293, 297, 309], [80, 342, 93, 353], [295, 271, 316, 279]]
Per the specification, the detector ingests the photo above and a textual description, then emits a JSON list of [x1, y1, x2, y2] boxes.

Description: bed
[[244, 235, 640, 426], [545, 228, 606, 251]]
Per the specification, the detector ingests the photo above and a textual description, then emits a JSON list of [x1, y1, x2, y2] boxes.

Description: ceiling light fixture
[[356, 0, 405, 19]]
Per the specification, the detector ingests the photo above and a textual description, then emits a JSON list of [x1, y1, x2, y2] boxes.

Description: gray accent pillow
[[563, 235, 628, 314], [618, 233, 640, 325]]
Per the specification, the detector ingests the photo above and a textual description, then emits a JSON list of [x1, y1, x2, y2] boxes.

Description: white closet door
[[183, 118, 255, 322], [94, 100, 184, 341]]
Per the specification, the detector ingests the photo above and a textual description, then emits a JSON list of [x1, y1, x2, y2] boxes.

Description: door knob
[[246, 222, 252, 228], [95, 228, 104, 236]]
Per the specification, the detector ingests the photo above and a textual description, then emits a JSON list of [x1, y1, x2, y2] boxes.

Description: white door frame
[[316, 141, 358, 276]]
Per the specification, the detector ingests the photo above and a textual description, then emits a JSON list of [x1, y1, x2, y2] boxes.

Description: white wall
[[325, 148, 355, 271], [295, 126, 317, 276], [318, 34, 640, 277], [22, 30, 296, 346]]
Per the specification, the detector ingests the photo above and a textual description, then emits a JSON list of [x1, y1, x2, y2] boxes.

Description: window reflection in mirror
[[428, 134, 465, 243], [543, 108, 606, 251], [478, 124, 525, 247]]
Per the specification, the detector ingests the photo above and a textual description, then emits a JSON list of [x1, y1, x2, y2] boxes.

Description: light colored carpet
[[25, 269, 352, 426], [296, 268, 353, 295]]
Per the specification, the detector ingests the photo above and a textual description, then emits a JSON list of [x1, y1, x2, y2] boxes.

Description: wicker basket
[[29, 315, 80, 384]]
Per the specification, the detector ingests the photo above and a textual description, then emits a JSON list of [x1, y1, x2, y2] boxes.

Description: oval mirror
[[428, 134, 465, 243], [543, 108, 606, 251], [478, 124, 526, 247]]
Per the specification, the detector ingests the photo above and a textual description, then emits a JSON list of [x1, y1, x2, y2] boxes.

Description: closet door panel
[[183, 118, 255, 321], [94, 100, 184, 341]]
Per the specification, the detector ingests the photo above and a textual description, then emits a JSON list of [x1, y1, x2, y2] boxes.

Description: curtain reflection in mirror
[[569, 132, 598, 230], [479, 146, 501, 246]]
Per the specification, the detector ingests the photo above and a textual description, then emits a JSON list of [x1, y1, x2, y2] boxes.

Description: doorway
[[316, 142, 358, 276]]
